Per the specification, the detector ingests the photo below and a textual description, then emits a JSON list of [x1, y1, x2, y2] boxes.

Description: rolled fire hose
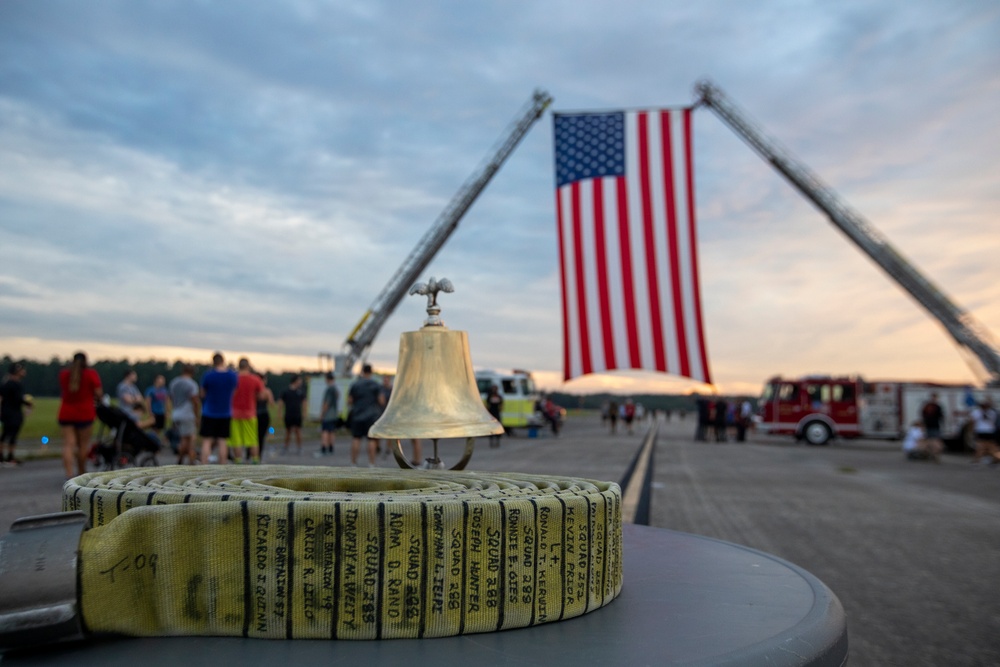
[[0, 465, 622, 647]]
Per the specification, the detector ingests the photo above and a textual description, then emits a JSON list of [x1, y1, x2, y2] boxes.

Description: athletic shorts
[[350, 415, 378, 439], [153, 413, 166, 430], [1, 417, 24, 444], [284, 416, 303, 429], [321, 419, 340, 433], [173, 417, 197, 438], [199, 416, 231, 439], [230, 418, 258, 448], [59, 420, 94, 428]]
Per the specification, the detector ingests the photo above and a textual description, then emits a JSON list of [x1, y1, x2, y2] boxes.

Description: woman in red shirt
[[58, 352, 103, 478]]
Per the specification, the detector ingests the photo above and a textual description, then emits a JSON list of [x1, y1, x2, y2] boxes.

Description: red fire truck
[[756, 375, 1000, 446]]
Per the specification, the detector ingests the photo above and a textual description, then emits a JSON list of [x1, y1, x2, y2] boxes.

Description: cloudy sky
[[1, 1, 998, 395]]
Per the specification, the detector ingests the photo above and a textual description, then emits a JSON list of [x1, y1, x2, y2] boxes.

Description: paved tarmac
[[3, 414, 999, 665]]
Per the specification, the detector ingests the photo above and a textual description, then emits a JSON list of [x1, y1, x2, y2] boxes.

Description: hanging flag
[[553, 108, 712, 384]]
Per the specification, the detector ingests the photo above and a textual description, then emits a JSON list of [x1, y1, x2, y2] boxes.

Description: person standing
[[693, 394, 710, 442], [116, 369, 144, 422], [544, 396, 563, 437], [319, 372, 340, 457], [736, 398, 753, 442], [144, 374, 170, 435], [199, 352, 238, 464], [168, 364, 200, 464], [57, 352, 103, 478], [230, 358, 265, 464], [713, 399, 729, 442], [348, 364, 384, 466], [486, 384, 504, 448], [0, 362, 32, 466], [622, 398, 636, 435], [255, 373, 275, 460], [920, 393, 945, 454], [280, 374, 307, 455]]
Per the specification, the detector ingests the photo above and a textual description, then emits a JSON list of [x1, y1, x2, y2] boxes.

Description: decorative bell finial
[[408, 276, 454, 327], [370, 277, 503, 470]]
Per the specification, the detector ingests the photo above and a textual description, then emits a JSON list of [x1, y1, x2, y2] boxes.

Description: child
[[902, 420, 941, 462]]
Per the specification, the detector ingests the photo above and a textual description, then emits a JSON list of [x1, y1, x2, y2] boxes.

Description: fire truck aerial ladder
[[334, 89, 553, 377], [694, 80, 1000, 385]]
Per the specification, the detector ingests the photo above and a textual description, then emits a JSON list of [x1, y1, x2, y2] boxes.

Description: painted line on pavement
[[619, 420, 658, 525]]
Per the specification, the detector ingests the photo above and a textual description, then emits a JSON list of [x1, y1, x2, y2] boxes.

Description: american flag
[[553, 108, 711, 384]]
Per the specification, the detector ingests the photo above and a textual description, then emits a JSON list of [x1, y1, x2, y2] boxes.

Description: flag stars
[[554, 112, 626, 187]]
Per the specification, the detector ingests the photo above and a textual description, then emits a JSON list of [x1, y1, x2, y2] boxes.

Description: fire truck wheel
[[802, 421, 832, 446]]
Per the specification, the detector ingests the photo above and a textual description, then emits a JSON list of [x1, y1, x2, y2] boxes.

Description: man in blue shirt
[[200, 352, 238, 464]]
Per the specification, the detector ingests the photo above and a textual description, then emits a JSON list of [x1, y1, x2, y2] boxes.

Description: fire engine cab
[[757, 375, 1000, 446]]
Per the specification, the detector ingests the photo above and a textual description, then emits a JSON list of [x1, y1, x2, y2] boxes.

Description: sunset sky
[[1, 1, 998, 396]]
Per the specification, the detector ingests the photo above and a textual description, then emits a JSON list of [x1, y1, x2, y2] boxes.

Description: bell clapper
[[392, 437, 475, 471]]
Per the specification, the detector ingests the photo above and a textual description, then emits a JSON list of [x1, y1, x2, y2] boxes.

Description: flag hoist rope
[[0, 465, 622, 649]]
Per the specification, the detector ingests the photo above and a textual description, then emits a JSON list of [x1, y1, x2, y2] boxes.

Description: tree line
[[548, 391, 704, 413], [0, 354, 301, 398]]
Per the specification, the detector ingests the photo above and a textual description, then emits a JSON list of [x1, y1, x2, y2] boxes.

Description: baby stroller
[[90, 403, 161, 470]]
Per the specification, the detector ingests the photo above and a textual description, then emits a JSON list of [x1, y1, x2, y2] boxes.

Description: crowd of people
[[147, 354, 329, 467], [600, 398, 648, 435], [101, 353, 282, 468], [602, 395, 750, 442], [889, 392, 1000, 466], [906, 392, 1000, 466], [692, 395, 754, 443], [11, 352, 433, 478]]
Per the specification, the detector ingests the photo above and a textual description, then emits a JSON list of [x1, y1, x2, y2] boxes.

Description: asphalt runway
[[2, 414, 998, 665]]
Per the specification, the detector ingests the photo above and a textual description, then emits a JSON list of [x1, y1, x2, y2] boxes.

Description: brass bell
[[369, 277, 503, 470]]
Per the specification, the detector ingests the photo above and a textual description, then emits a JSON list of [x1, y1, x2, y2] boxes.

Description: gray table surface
[[5, 523, 848, 666]]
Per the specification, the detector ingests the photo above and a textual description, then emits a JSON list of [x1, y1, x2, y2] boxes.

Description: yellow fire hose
[[48, 465, 622, 642]]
